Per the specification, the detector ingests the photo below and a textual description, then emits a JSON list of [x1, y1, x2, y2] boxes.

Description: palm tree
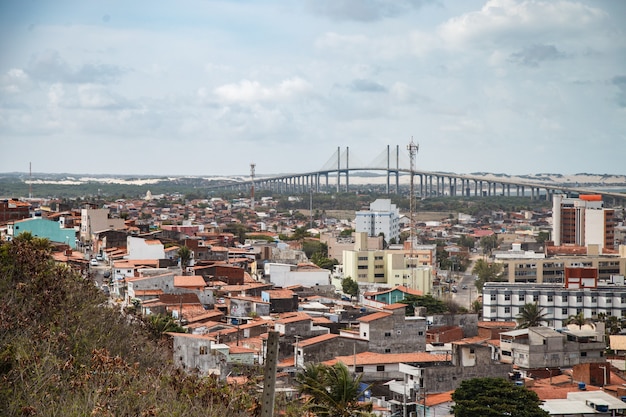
[[295, 362, 373, 417], [565, 312, 594, 330], [516, 303, 548, 329], [177, 245, 192, 275]]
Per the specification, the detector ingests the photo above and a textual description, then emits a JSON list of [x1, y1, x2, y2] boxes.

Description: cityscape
[[2, 167, 626, 416], [2, 0, 626, 415]]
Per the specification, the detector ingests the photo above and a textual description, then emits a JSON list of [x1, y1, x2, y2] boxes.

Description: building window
[[548, 295, 554, 302], [377, 365, 385, 372], [581, 352, 587, 357], [591, 296, 597, 303], [385, 348, 391, 353], [199, 346, 208, 355], [621, 296, 626, 304], [533, 295, 538, 302], [363, 332, 367, 338], [385, 332, 391, 337], [418, 331, 423, 336], [355, 366, 364, 373], [607, 298, 612, 303], [504, 307, 511, 314], [576, 296, 582, 302], [505, 294, 511, 301], [562, 308, 567, 315], [490, 294, 496, 301]]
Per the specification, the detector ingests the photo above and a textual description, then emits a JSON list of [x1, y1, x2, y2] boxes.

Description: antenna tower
[[250, 163, 256, 210], [407, 138, 419, 288]]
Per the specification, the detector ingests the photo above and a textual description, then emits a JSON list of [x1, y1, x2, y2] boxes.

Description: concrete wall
[[429, 313, 478, 337]]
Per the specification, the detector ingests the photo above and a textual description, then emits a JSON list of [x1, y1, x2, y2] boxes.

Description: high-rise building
[[552, 194, 615, 250], [355, 198, 400, 243]]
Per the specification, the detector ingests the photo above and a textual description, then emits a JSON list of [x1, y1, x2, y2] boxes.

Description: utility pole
[[407, 138, 419, 290], [260, 331, 279, 417], [250, 163, 256, 211]]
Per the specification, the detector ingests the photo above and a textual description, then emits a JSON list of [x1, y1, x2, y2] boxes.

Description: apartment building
[[552, 194, 615, 250], [483, 281, 626, 328], [355, 198, 400, 243], [495, 245, 626, 284], [499, 326, 605, 369], [342, 232, 435, 292]]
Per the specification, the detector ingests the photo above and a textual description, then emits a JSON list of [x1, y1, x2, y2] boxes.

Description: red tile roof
[[359, 311, 392, 323], [326, 351, 448, 366]]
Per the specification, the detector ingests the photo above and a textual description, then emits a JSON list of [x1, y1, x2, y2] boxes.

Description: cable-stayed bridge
[[211, 145, 626, 203]]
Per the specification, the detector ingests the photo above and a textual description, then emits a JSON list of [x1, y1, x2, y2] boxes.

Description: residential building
[[494, 245, 626, 284], [355, 199, 400, 243], [340, 303, 426, 353], [552, 194, 615, 250], [80, 208, 126, 243], [0, 199, 30, 225], [263, 262, 330, 287], [7, 217, 77, 248], [483, 281, 626, 328], [127, 236, 165, 260], [499, 326, 606, 369], [342, 234, 435, 293]]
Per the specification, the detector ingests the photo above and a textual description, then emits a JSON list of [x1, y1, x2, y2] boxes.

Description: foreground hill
[[0, 235, 259, 416]]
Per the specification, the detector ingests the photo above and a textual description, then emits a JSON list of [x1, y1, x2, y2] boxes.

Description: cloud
[[439, 0, 608, 47], [213, 78, 312, 104], [0, 68, 32, 94], [612, 75, 626, 107], [26, 50, 128, 84], [508, 44, 566, 67], [305, 0, 428, 22], [349, 79, 386, 93]]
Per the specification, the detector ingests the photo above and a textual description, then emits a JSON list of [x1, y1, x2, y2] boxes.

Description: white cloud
[[213, 78, 312, 104], [1, 68, 31, 94], [439, 0, 608, 47]]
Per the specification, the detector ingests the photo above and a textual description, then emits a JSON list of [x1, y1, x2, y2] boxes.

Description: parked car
[[96, 254, 103, 261], [90, 258, 98, 266]]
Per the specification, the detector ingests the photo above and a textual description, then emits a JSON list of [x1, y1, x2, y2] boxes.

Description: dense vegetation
[[0, 235, 262, 416], [451, 377, 549, 417]]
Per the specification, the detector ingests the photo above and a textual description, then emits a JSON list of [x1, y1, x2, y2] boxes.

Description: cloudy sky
[[1, 0, 625, 177]]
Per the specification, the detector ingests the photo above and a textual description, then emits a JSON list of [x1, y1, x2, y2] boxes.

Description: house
[[261, 289, 299, 313], [341, 303, 426, 354], [500, 325, 606, 370], [363, 285, 422, 305], [294, 333, 369, 368]]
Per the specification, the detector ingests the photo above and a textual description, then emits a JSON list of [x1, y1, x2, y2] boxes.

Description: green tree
[[516, 303, 548, 328], [565, 312, 594, 330], [472, 259, 504, 291], [480, 234, 500, 256], [311, 252, 338, 270], [295, 362, 373, 417], [458, 235, 475, 250], [535, 231, 550, 245], [177, 245, 192, 273], [146, 313, 187, 338], [452, 377, 549, 417], [400, 294, 449, 316], [341, 277, 359, 299]]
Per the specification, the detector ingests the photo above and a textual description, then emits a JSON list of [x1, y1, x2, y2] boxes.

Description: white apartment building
[[552, 194, 615, 250], [483, 282, 626, 328], [355, 199, 400, 243]]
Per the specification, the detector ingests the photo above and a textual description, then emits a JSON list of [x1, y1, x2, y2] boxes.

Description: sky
[[1, 0, 625, 177]]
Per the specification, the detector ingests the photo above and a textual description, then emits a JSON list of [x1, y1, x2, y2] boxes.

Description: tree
[[452, 377, 549, 417], [516, 303, 548, 328], [565, 312, 594, 330], [295, 362, 373, 417], [480, 234, 500, 256], [177, 245, 192, 274], [472, 259, 504, 291], [400, 294, 449, 316], [342, 277, 359, 299], [535, 231, 550, 245]]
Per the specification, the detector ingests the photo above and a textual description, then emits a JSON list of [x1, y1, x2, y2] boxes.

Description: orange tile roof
[[425, 391, 453, 407], [174, 275, 206, 288], [385, 303, 410, 310], [296, 334, 338, 347], [478, 321, 517, 328], [359, 311, 392, 323], [452, 336, 489, 345], [276, 313, 312, 324], [326, 351, 448, 366], [529, 379, 601, 400]]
